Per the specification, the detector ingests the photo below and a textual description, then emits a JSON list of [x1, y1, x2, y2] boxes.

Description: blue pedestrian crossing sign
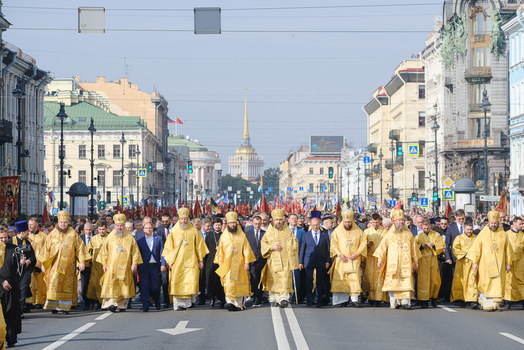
[[121, 196, 129, 206], [280, 191, 284, 194], [138, 168, 147, 177], [443, 190, 454, 201], [287, 187, 292, 191], [407, 144, 419, 156], [294, 190, 297, 193], [268, 187, 273, 191], [363, 156, 370, 164], [299, 187, 304, 191], [389, 200, 396, 207], [420, 197, 429, 208]]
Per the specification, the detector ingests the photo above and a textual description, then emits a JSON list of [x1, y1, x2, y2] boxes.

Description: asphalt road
[[16, 301, 524, 350]]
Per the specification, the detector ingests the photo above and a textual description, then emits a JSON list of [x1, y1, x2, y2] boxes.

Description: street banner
[[0, 176, 20, 219]]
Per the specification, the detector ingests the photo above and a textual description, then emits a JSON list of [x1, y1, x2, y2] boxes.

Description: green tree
[[220, 167, 281, 206]]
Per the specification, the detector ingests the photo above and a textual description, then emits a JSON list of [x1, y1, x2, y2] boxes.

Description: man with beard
[[38, 211, 89, 314], [374, 209, 420, 309], [86, 221, 109, 310], [504, 217, 523, 309], [329, 210, 367, 307], [436, 217, 452, 302], [415, 219, 445, 308], [27, 216, 47, 309], [451, 222, 478, 308], [214, 212, 255, 311], [163, 208, 208, 311], [204, 218, 225, 308], [260, 209, 299, 308], [468, 211, 515, 311], [97, 214, 143, 312], [0, 229, 21, 347], [362, 213, 388, 306]]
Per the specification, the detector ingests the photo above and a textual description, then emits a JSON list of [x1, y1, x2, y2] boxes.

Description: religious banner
[[0, 175, 20, 219]]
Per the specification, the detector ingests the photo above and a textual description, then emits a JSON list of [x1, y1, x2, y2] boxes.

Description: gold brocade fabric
[[467, 226, 516, 300], [504, 230, 524, 301], [0, 243, 5, 347], [415, 230, 445, 300], [163, 222, 209, 298], [362, 226, 388, 301], [260, 223, 299, 293], [27, 231, 48, 305], [214, 227, 255, 299], [329, 223, 367, 294], [87, 234, 105, 303], [373, 226, 420, 292], [38, 227, 89, 301], [97, 230, 143, 299], [451, 234, 478, 302]]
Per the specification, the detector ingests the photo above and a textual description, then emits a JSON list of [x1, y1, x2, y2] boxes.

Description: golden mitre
[[391, 209, 405, 221], [341, 209, 354, 222], [57, 210, 70, 222], [113, 213, 126, 225], [271, 208, 285, 220], [178, 207, 189, 219], [226, 211, 238, 223], [487, 211, 500, 222]]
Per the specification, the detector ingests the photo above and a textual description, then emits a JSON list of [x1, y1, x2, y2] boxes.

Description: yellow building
[[363, 60, 426, 205]]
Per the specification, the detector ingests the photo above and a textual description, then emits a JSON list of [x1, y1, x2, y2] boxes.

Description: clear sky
[[3, 0, 441, 171]]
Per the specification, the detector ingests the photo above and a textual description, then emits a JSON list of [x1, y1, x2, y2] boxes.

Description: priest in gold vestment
[[38, 211, 89, 314], [329, 209, 367, 307], [260, 209, 299, 308], [27, 217, 47, 307], [0, 240, 6, 347], [374, 209, 420, 309], [214, 211, 255, 311], [415, 219, 445, 308], [97, 214, 142, 312], [503, 217, 523, 308], [362, 213, 388, 306], [451, 222, 478, 308], [86, 221, 109, 309], [468, 211, 515, 311], [163, 208, 209, 311]]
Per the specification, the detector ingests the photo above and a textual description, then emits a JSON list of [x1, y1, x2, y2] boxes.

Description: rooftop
[[168, 135, 208, 152]]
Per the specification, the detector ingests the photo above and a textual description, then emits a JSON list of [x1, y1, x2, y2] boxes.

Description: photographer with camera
[[8, 221, 36, 316]]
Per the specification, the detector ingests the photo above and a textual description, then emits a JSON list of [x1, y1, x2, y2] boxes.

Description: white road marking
[[95, 311, 112, 321], [42, 322, 96, 350], [158, 321, 203, 336], [284, 307, 309, 350], [500, 332, 524, 345], [271, 306, 291, 350], [437, 305, 457, 313]]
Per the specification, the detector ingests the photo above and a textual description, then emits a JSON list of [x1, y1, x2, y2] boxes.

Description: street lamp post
[[12, 78, 26, 218], [346, 170, 350, 202], [356, 163, 361, 203], [120, 132, 126, 207], [378, 149, 383, 204], [185, 178, 188, 203], [136, 145, 141, 208], [369, 156, 374, 201], [88, 118, 96, 216], [56, 103, 68, 210], [389, 140, 395, 199], [480, 91, 491, 196], [432, 103, 440, 214], [179, 173, 182, 203]]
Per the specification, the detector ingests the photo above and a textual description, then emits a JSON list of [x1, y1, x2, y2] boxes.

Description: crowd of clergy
[[0, 205, 522, 348]]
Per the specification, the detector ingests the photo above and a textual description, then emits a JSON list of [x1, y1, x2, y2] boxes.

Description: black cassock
[[0, 243, 21, 345], [204, 231, 225, 302]]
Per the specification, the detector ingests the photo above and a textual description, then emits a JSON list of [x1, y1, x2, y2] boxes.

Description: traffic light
[[328, 167, 333, 179], [99, 201, 105, 210], [148, 162, 153, 172], [188, 161, 193, 174], [412, 192, 416, 203], [106, 191, 111, 204], [396, 141, 403, 156], [432, 186, 438, 201], [320, 187, 323, 193], [205, 189, 209, 195]]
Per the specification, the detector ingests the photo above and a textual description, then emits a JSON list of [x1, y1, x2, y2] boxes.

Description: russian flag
[[48, 190, 56, 203], [168, 117, 183, 125]]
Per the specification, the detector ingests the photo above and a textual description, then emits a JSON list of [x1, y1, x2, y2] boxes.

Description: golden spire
[[243, 88, 250, 140]]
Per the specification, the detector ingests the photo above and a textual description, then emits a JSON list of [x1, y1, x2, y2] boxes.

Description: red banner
[[0, 176, 20, 219]]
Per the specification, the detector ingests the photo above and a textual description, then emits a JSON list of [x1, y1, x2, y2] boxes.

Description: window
[[471, 118, 490, 139], [319, 167, 324, 175], [113, 170, 121, 187], [418, 171, 425, 190], [329, 183, 335, 192], [43, 145, 46, 159], [78, 145, 87, 159], [78, 170, 87, 184], [58, 145, 66, 159], [207, 167, 210, 173], [58, 170, 66, 187], [309, 167, 313, 175], [471, 1, 491, 36], [470, 84, 490, 105], [113, 144, 121, 159], [128, 144, 137, 159], [418, 111, 426, 127], [309, 183, 314, 192], [472, 47, 490, 67], [98, 145, 105, 158], [128, 170, 136, 187], [419, 141, 425, 156], [418, 85, 425, 99], [97, 170, 105, 186]]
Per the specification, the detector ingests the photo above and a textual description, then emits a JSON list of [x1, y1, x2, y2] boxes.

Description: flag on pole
[[48, 190, 55, 203], [168, 117, 184, 125], [258, 177, 263, 192]]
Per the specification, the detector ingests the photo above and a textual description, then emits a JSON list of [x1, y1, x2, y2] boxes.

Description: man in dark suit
[[289, 214, 306, 303], [436, 217, 452, 301], [245, 215, 266, 307], [443, 209, 465, 302], [80, 222, 96, 310], [136, 222, 165, 312], [299, 217, 330, 307], [410, 214, 424, 237], [159, 213, 172, 308]]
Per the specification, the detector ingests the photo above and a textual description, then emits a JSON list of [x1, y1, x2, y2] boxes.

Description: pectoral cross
[[346, 240, 353, 247], [397, 241, 404, 249], [490, 243, 498, 253], [231, 246, 238, 254]]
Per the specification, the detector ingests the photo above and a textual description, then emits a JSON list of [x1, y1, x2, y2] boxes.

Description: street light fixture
[[480, 91, 491, 196], [356, 163, 361, 205], [136, 145, 141, 208], [88, 118, 96, 216], [56, 103, 68, 210], [12, 77, 26, 218], [120, 132, 126, 207], [389, 140, 395, 200], [346, 170, 350, 204], [431, 103, 440, 214]]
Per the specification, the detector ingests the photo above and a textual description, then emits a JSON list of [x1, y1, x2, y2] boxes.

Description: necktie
[[255, 230, 259, 246], [314, 232, 318, 245], [87, 236, 90, 245], [460, 225, 463, 234]]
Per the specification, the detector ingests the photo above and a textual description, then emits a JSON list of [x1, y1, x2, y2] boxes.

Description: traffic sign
[[157, 198, 162, 207], [479, 195, 499, 202], [307, 189, 311, 193], [389, 200, 396, 207], [442, 177, 454, 188], [138, 168, 147, 177], [294, 190, 297, 193], [443, 190, 454, 201], [420, 197, 429, 208], [265, 191, 269, 194], [121, 196, 129, 206], [287, 187, 292, 191], [363, 156, 370, 164], [370, 197, 376, 203], [299, 187, 304, 191], [280, 191, 284, 194], [324, 186, 327, 190], [407, 144, 419, 156], [268, 187, 273, 191]]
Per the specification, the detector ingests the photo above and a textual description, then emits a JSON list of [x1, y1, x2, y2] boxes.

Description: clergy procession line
[[0, 206, 523, 348]]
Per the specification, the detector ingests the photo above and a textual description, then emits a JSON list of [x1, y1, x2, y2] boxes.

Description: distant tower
[[228, 89, 264, 181]]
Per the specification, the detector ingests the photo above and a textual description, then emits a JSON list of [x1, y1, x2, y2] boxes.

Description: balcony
[[444, 77, 453, 92], [389, 129, 400, 141], [473, 34, 488, 43], [464, 67, 492, 84], [367, 143, 377, 153], [0, 120, 13, 144]]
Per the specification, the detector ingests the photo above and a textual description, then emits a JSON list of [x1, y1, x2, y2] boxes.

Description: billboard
[[310, 135, 344, 155]]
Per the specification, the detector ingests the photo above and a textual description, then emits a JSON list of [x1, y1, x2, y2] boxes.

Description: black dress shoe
[[164, 304, 171, 309], [210, 300, 215, 307], [219, 301, 226, 309], [141, 308, 149, 312], [402, 304, 411, 310], [6, 342, 16, 347], [459, 301, 466, 308], [63, 311, 70, 315], [307, 301, 314, 307], [176, 306, 186, 311], [353, 302, 360, 308], [21, 314, 25, 319], [271, 302, 279, 308], [471, 302, 479, 310], [431, 299, 438, 308], [503, 303, 511, 309], [155, 301, 161, 310], [496, 308, 502, 312], [226, 303, 239, 312], [52, 310, 59, 314], [34, 304, 43, 309], [197, 300, 206, 306], [108, 306, 117, 313], [340, 302, 349, 307], [279, 300, 289, 308], [316, 303, 322, 308]]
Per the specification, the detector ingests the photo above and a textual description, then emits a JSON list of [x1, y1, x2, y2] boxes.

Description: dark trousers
[[139, 264, 161, 309], [161, 270, 169, 305], [198, 270, 206, 303], [249, 264, 264, 302], [81, 267, 94, 308], [306, 267, 326, 304], [19, 270, 32, 311], [291, 269, 306, 303], [438, 261, 453, 301]]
